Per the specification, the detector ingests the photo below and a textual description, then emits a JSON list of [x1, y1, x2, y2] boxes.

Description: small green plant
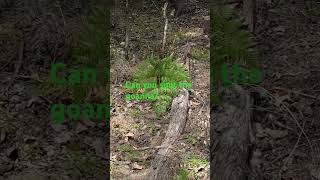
[[131, 123, 141, 130], [116, 144, 141, 162], [169, 30, 188, 45], [133, 53, 190, 116], [183, 153, 208, 179], [146, 122, 158, 135], [130, 107, 141, 117], [175, 169, 189, 180], [191, 47, 209, 61], [185, 134, 198, 146]]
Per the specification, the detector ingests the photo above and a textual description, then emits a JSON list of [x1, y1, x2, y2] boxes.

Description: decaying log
[[147, 89, 189, 180], [211, 85, 253, 180]]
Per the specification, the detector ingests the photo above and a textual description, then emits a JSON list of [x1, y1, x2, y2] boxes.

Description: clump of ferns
[[210, 5, 260, 104], [133, 53, 190, 116]]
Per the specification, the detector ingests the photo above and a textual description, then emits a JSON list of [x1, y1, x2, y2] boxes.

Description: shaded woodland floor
[[0, 1, 108, 179], [0, 0, 319, 179], [250, 1, 320, 179], [110, 0, 210, 179]]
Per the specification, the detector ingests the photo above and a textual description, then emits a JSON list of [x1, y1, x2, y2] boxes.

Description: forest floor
[[0, 2, 108, 180], [0, 0, 319, 180], [110, 0, 210, 179], [251, 1, 320, 179]]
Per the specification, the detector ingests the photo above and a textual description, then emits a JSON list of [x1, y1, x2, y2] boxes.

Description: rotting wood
[[211, 84, 253, 180], [146, 89, 189, 180]]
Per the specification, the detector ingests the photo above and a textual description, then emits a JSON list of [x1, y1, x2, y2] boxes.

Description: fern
[[211, 5, 260, 104], [133, 53, 190, 116]]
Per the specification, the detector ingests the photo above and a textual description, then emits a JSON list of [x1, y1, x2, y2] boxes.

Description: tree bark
[[211, 85, 253, 180]]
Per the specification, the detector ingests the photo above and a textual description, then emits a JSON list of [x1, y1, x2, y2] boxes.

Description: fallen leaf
[[50, 124, 67, 132], [54, 132, 72, 144], [264, 128, 288, 139], [125, 132, 135, 138], [74, 122, 88, 134], [23, 136, 37, 144], [132, 162, 144, 170]]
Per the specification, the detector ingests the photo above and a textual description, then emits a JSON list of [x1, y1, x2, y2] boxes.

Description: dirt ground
[[0, 0, 319, 179], [251, 1, 320, 179], [110, 0, 210, 179], [0, 1, 108, 179]]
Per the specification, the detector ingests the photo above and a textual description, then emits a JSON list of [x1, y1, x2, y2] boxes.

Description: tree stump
[[211, 85, 253, 180]]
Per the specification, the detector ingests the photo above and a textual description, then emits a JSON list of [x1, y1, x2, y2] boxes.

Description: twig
[[56, 1, 66, 33], [133, 145, 175, 151], [280, 71, 305, 78], [278, 109, 307, 177], [162, 2, 168, 51], [0, 72, 43, 83], [124, 0, 129, 60], [273, 87, 317, 99], [251, 85, 314, 154]]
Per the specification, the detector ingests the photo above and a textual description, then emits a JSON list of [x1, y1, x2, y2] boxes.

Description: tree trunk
[[211, 85, 253, 180]]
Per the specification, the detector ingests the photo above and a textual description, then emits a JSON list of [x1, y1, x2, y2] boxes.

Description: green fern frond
[[211, 4, 260, 97], [133, 54, 190, 116]]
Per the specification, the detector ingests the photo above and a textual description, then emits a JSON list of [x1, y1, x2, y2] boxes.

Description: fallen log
[[211, 85, 253, 180], [147, 89, 189, 180]]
